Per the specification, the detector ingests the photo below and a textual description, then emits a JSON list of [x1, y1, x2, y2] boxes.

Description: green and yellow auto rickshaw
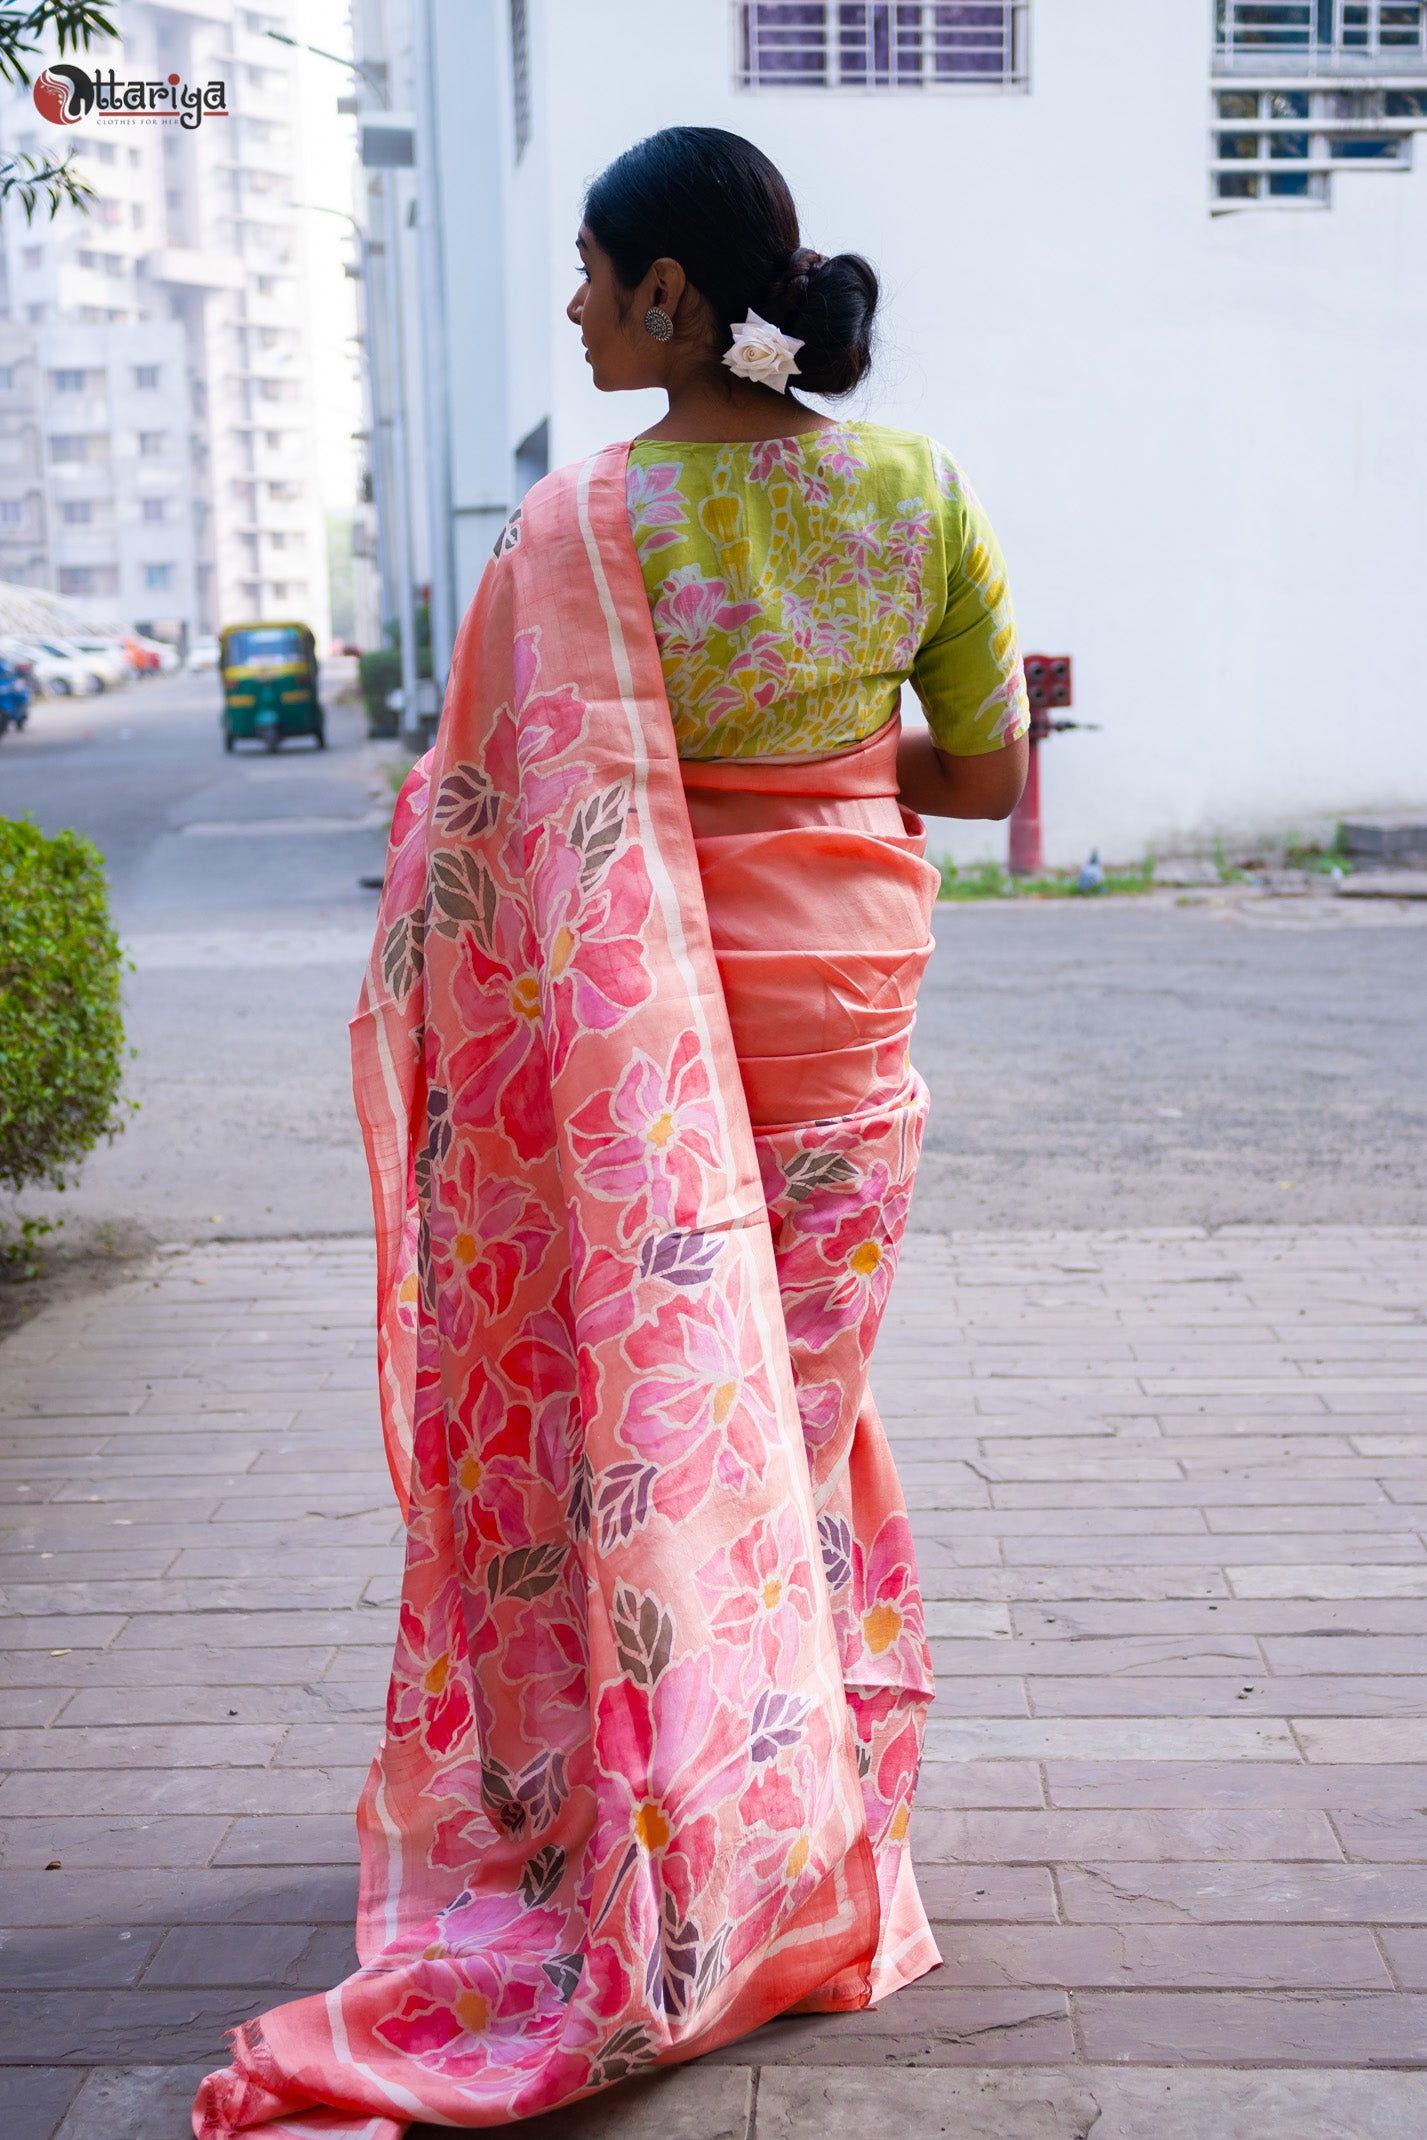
[[219, 621, 324, 752]]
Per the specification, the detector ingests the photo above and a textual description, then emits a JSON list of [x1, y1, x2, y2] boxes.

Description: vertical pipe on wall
[[414, 0, 456, 693]]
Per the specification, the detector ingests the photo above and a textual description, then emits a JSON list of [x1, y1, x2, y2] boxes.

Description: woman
[[196, 127, 1027, 2138]]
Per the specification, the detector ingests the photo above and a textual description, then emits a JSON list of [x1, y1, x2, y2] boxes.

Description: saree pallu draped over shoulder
[[194, 445, 942, 2139]]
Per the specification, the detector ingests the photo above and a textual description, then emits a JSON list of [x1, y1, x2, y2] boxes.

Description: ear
[[647, 255, 688, 317]]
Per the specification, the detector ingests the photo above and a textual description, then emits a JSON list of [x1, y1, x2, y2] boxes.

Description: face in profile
[[567, 226, 680, 394]]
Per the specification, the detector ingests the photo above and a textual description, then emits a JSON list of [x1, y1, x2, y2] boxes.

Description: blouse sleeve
[[910, 451, 1030, 756]]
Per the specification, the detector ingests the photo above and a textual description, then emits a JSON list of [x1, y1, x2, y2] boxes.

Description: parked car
[[59, 637, 132, 691], [127, 634, 180, 673], [68, 633, 133, 684], [187, 635, 221, 672], [0, 636, 100, 697], [0, 653, 31, 738]]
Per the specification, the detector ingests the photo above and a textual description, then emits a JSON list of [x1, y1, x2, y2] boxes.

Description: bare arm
[[897, 728, 1029, 820]]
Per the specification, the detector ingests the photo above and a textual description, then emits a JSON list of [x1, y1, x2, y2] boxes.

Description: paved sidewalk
[[3, 1229, 1427, 2136]]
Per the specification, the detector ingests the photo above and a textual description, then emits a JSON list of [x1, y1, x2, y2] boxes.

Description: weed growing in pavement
[[937, 855, 1156, 901]]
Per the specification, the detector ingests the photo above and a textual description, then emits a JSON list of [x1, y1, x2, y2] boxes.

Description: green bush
[[358, 647, 403, 739], [0, 818, 128, 1198]]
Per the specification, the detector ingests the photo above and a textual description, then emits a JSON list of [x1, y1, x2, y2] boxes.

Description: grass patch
[[938, 856, 1156, 901]]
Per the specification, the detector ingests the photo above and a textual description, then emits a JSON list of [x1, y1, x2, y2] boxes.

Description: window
[[735, 2, 1030, 89], [60, 500, 93, 524], [510, 0, 531, 155], [0, 367, 14, 390], [138, 430, 165, 457], [22, 246, 41, 270], [132, 204, 145, 230], [52, 369, 86, 392], [59, 565, 116, 595], [49, 435, 89, 462], [144, 562, 172, 589], [134, 365, 160, 390], [129, 147, 141, 169], [0, 500, 22, 526], [142, 496, 167, 522], [1211, 81, 1425, 201], [1216, 1, 1425, 65]]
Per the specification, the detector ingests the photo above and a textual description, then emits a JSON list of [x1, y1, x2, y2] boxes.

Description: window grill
[[735, 3, 1029, 91], [510, 0, 531, 157], [1215, 1, 1426, 70], [1211, 81, 1427, 201]]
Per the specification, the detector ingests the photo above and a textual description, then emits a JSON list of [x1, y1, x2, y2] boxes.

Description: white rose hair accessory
[[722, 311, 804, 395]]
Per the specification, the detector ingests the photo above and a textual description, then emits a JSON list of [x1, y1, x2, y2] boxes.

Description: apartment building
[[366, 0, 1427, 862], [0, 0, 327, 645]]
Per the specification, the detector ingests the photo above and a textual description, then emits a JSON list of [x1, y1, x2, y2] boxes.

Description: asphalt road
[[4, 672, 1423, 1243]]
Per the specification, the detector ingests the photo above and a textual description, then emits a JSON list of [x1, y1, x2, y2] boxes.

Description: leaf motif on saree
[[541, 1950, 585, 2004], [588, 2022, 656, 2088], [434, 763, 501, 839], [516, 1748, 569, 1834], [818, 1512, 854, 1593], [566, 1452, 593, 1543], [569, 782, 629, 889], [611, 1583, 674, 1689], [782, 1147, 859, 1203], [430, 849, 500, 945], [594, 1460, 657, 1550], [520, 1842, 566, 1909], [486, 1542, 567, 1603], [479, 1753, 527, 1837], [646, 1890, 699, 2019], [637, 1228, 721, 1290], [749, 1687, 808, 1765], [380, 909, 425, 1006]]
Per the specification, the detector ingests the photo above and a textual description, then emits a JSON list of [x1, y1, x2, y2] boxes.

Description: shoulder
[[831, 423, 967, 500]]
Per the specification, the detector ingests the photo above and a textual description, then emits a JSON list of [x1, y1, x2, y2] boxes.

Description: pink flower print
[[798, 467, 831, 509], [428, 1155, 557, 1352], [619, 1285, 774, 1521], [885, 497, 933, 571], [747, 435, 807, 485], [566, 1030, 723, 1244], [852, 1511, 933, 1693], [779, 1163, 911, 1356], [794, 1377, 843, 1453], [781, 589, 818, 654], [694, 1507, 817, 1669], [807, 607, 857, 664], [447, 900, 556, 1164], [375, 1893, 568, 2075], [529, 834, 654, 1075], [593, 1651, 756, 1941], [626, 461, 688, 559], [651, 564, 762, 651], [820, 430, 868, 479], [832, 516, 884, 590], [387, 1578, 478, 1757], [500, 1299, 580, 1500], [447, 1363, 537, 1557]]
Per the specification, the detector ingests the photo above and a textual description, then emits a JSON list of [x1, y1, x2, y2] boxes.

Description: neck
[[638, 359, 833, 445]]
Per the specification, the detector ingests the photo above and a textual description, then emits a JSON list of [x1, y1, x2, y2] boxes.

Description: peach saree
[[195, 445, 940, 2138]]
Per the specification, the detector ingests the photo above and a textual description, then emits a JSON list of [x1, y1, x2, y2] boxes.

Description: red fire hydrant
[[1008, 655, 1093, 877]]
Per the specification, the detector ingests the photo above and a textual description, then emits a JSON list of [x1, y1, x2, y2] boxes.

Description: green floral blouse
[[626, 422, 1029, 761]]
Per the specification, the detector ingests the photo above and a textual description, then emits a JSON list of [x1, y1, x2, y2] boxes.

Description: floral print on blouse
[[627, 422, 1029, 761]]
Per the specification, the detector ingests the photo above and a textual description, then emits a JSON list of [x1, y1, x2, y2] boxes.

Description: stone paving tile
[[4, 1228, 1427, 2136]]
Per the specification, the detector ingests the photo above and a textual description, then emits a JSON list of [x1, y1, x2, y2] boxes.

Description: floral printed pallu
[[195, 444, 940, 2139]]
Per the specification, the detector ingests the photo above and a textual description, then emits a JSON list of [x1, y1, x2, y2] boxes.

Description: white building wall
[[459, 0, 1427, 865]]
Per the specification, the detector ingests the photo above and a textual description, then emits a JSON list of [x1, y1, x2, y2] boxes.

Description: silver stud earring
[[643, 305, 673, 343]]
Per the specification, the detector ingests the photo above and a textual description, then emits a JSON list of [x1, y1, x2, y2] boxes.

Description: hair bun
[[770, 249, 878, 398]]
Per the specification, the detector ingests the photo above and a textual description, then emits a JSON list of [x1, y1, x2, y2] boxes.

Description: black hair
[[583, 126, 877, 398]]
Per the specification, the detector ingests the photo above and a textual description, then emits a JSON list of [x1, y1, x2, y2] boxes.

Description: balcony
[[1215, 0, 1427, 75]]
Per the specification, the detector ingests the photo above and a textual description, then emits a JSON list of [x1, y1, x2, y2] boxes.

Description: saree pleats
[[194, 447, 938, 2138]]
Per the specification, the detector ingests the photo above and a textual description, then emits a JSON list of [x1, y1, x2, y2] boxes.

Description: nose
[[566, 286, 584, 326]]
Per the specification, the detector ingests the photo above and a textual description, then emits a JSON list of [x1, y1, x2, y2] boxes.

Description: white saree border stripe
[[371, 1769, 404, 1951], [322, 1984, 430, 2120], [371, 1005, 416, 1501]]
